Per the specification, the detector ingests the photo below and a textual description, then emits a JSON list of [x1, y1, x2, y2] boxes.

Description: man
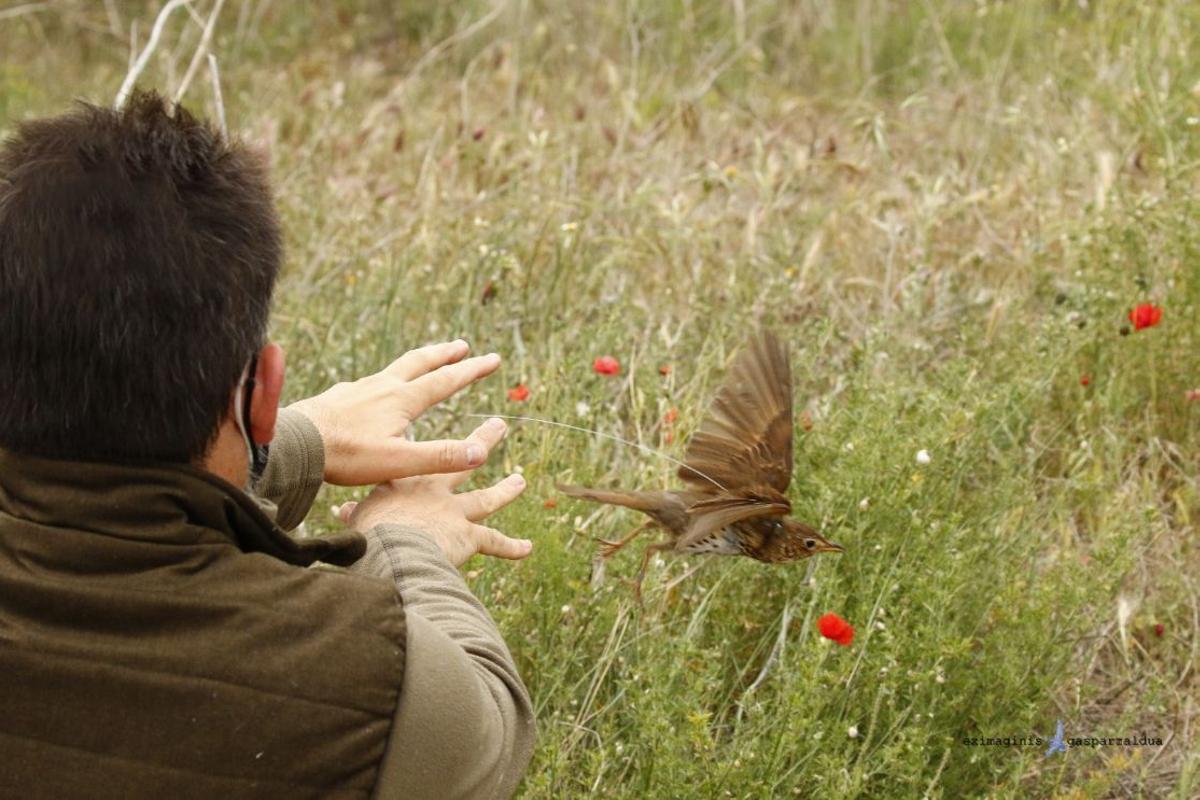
[[0, 90, 535, 798]]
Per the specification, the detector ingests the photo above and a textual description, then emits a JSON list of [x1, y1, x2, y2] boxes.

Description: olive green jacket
[[0, 409, 534, 799]]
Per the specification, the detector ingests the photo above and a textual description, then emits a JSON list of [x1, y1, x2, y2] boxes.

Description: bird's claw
[[595, 539, 625, 558]]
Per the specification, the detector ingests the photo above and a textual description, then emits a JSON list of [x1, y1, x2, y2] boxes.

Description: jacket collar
[[0, 447, 365, 567]]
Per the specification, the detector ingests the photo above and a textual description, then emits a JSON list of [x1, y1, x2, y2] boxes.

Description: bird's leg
[[631, 542, 673, 604], [595, 520, 654, 559]]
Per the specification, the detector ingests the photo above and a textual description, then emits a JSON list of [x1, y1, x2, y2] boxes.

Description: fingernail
[[466, 444, 485, 466], [453, 338, 469, 350], [510, 474, 526, 488], [484, 352, 501, 365], [486, 417, 507, 433]]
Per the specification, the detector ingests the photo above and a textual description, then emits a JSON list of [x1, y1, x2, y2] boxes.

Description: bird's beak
[[821, 541, 846, 553]]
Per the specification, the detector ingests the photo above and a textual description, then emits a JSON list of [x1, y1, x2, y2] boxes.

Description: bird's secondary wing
[[675, 493, 790, 551]]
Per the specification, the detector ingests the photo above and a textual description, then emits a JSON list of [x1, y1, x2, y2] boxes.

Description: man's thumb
[[475, 525, 533, 560]]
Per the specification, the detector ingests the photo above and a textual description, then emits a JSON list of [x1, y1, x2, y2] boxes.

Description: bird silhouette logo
[[1044, 720, 1068, 757]]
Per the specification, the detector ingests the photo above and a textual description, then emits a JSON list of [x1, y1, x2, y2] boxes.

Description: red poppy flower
[[658, 364, 672, 376], [593, 355, 620, 376], [543, 498, 558, 509], [507, 383, 530, 402], [1154, 623, 1164, 638], [1080, 375, 1091, 386], [817, 612, 855, 647], [1128, 303, 1163, 331]]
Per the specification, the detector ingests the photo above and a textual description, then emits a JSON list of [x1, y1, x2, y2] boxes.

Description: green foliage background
[[2, 1, 1197, 797]]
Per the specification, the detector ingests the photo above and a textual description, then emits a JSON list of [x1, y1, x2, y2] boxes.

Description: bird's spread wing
[[675, 493, 790, 551], [678, 329, 794, 494]]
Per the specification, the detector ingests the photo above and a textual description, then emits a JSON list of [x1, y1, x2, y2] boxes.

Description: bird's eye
[[804, 538, 817, 549]]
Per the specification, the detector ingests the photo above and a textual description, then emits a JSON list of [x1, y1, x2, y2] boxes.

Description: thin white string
[[463, 413, 729, 493]]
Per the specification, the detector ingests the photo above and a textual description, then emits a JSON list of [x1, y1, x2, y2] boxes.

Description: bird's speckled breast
[[678, 527, 744, 555]]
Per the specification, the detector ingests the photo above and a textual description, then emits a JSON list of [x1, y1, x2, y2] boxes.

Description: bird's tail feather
[[556, 484, 664, 512]]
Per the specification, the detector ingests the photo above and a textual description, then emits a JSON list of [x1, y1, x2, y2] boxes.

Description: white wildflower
[[847, 725, 859, 739], [916, 449, 931, 465]]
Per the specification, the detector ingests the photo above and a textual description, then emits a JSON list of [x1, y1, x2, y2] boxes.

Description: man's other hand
[[336, 417, 531, 566], [290, 340, 501, 486]]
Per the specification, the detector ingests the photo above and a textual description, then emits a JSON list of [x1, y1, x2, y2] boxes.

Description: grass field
[[3, 1, 1198, 797]]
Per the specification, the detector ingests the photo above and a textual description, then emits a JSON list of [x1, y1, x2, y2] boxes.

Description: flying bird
[[559, 329, 843, 594]]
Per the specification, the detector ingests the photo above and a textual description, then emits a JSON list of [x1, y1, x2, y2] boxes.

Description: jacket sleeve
[[251, 408, 326, 532], [348, 527, 536, 800]]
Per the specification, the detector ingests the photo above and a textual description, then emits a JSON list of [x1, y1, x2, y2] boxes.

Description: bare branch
[[207, 53, 227, 138], [173, 0, 227, 104], [115, 0, 194, 108]]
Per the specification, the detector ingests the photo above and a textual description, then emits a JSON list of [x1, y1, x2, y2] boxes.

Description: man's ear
[[249, 343, 285, 445]]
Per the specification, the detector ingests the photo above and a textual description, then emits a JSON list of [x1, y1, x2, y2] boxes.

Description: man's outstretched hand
[[336, 417, 531, 566], [290, 340, 501, 486]]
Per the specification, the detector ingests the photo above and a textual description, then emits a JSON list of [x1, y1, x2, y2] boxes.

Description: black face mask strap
[[241, 354, 271, 483]]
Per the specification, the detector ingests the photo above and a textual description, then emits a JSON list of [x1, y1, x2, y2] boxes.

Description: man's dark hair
[[0, 90, 280, 463]]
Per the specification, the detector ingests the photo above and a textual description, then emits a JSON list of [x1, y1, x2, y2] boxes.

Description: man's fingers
[[460, 473, 526, 520], [386, 340, 470, 381], [473, 524, 533, 560], [447, 417, 507, 488], [405, 353, 502, 413], [382, 437, 495, 478], [393, 416, 507, 480], [337, 418, 507, 485]]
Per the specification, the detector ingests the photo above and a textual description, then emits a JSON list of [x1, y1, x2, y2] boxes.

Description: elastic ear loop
[[239, 354, 270, 481]]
